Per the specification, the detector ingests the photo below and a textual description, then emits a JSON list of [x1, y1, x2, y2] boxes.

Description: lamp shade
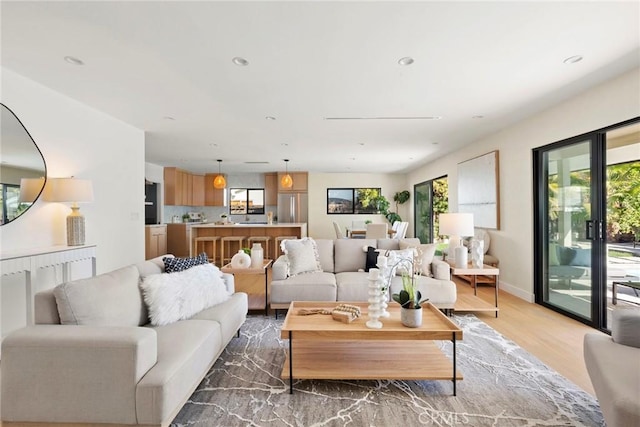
[[45, 178, 94, 203], [439, 213, 474, 237], [281, 159, 293, 188], [18, 177, 45, 203]]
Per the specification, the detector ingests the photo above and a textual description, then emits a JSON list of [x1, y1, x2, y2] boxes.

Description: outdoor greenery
[[607, 161, 640, 241], [415, 177, 448, 243]]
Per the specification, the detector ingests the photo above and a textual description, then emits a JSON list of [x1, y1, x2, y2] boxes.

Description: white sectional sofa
[[1, 255, 248, 427], [270, 238, 456, 314]]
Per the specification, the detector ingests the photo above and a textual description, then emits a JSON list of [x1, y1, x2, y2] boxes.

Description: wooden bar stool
[[193, 236, 219, 264], [247, 236, 271, 260], [220, 236, 246, 265], [274, 235, 297, 259]]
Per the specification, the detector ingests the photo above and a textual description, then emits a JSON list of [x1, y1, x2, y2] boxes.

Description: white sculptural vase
[[230, 250, 251, 268], [471, 239, 484, 268], [250, 243, 264, 269], [366, 268, 383, 329]]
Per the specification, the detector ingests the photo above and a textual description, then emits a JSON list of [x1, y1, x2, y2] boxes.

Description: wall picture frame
[[457, 150, 500, 229], [327, 188, 354, 214]]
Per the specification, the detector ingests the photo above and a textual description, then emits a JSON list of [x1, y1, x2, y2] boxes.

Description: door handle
[[586, 220, 595, 240]]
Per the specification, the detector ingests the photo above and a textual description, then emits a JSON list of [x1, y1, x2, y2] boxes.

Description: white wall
[[0, 68, 145, 335], [407, 67, 640, 301], [308, 172, 408, 239]]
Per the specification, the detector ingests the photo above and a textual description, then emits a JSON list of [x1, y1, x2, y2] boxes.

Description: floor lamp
[[439, 213, 474, 268], [45, 177, 94, 246]]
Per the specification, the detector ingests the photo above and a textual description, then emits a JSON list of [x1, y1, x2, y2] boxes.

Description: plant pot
[[401, 307, 422, 328]]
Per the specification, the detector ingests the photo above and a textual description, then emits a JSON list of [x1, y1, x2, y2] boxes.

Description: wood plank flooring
[[452, 277, 603, 396]]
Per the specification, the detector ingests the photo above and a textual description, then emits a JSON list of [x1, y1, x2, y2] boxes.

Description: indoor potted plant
[[392, 272, 428, 327]]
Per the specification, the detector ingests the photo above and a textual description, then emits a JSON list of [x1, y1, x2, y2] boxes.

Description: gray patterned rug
[[171, 314, 603, 426]]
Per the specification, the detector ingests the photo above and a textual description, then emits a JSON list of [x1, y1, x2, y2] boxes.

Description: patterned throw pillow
[[163, 253, 209, 273]]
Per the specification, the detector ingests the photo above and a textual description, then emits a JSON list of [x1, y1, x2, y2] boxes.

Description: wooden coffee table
[[280, 301, 463, 395]]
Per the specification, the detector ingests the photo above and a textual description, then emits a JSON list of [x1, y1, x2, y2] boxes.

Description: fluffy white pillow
[[281, 237, 322, 277], [140, 263, 230, 326]]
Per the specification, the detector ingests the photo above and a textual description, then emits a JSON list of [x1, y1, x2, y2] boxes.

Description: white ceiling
[[2, 1, 639, 175]]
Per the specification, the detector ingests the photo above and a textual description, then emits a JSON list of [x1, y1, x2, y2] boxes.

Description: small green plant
[[365, 219, 372, 225], [242, 247, 251, 255], [392, 273, 429, 309], [182, 213, 190, 222]]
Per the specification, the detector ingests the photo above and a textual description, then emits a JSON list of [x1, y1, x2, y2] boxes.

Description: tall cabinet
[[145, 225, 167, 260]]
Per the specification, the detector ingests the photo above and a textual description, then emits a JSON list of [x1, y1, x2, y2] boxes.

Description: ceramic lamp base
[[66, 207, 85, 246], [454, 246, 468, 268]]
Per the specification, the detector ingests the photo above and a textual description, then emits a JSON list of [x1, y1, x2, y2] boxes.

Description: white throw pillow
[[398, 241, 437, 276], [281, 237, 322, 277], [140, 263, 230, 326]]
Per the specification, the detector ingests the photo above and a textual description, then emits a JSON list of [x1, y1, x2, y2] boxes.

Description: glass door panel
[[543, 141, 593, 320]]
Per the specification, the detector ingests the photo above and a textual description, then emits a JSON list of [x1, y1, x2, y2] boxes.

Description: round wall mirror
[[0, 103, 47, 225]]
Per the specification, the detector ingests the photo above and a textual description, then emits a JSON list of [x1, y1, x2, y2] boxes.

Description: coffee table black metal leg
[[495, 274, 499, 318], [264, 269, 269, 316], [289, 331, 293, 394], [452, 331, 457, 396]]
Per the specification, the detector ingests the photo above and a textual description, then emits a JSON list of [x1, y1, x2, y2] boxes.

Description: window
[[229, 188, 265, 215]]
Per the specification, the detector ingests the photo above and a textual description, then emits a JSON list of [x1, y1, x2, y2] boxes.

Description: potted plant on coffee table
[[392, 272, 429, 327]]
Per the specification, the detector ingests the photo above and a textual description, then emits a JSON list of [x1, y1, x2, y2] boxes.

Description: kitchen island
[[189, 223, 307, 262]]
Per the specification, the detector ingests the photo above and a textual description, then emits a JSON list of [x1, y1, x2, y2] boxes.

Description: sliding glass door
[[534, 118, 640, 330], [414, 176, 448, 243]]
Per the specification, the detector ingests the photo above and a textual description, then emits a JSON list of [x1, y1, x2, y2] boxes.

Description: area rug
[[171, 314, 603, 427]]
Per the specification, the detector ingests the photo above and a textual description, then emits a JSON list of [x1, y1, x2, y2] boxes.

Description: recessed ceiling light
[[472, 115, 484, 119], [281, 143, 289, 146], [232, 57, 249, 66], [358, 143, 365, 146], [64, 56, 84, 65], [350, 157, 356, 161], [398, 57, 414, 66], [265, 116, 276, 121], [209, 143, 218, 147], [432, 142, 439, 145], [563, 55, 583, 64], [163, 116, 175, 121]]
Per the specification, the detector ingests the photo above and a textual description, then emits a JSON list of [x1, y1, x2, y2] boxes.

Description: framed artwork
[[327, 188, 354, 214], [354, 187, 381, 214], [457, 150, 500, 229]]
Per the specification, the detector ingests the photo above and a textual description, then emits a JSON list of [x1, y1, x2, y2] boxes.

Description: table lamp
[[439, 213, 474, 268], [45, 177, 94, 246], [18, 177, 46, 204]]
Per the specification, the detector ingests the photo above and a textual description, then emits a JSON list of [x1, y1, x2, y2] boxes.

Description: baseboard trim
[[499, 279, 534, 303]]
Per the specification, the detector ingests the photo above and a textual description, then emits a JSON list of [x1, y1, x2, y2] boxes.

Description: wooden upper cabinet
[[204, 173, 226, 206], [192, 174, 205, 206], [277, 171, 308, 192], [265, 173, 278, 205], [165, 167, 204, 206]]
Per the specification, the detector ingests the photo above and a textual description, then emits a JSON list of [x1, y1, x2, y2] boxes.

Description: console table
[[0, 245, 97, 326]]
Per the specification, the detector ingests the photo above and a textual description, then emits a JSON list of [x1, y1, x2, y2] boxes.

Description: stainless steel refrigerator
[[277, 193, 308, 223]]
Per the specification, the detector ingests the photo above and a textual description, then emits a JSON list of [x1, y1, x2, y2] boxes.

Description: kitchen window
[[229, 188, 265, 215]]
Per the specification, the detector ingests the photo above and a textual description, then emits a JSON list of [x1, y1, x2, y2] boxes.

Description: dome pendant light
[[213, 159, 226, 189], [281, 159, 293, 189]]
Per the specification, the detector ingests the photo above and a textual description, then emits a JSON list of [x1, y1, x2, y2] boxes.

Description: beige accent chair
[[584, 308, 640, 427]]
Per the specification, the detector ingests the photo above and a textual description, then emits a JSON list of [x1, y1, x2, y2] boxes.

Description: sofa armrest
[[431, 259, 450, 280], [222, 272, 235, 293], [1, 325, 157, 424], [272, 255, 288, 281]]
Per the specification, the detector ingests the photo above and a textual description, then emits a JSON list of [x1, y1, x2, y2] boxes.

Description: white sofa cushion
[[282, 237, 323, 276], [54, 265, 146, 327], [140, 264, 230, 326], [334, 238, 376, 273], [612, 308, 640, 348]]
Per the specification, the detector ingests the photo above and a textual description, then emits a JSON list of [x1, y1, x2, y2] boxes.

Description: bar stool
[[247, 236, 271, 260], [220, 236, 246, 265], [274, 235, 298, 258], [193, 236, 219, 264]]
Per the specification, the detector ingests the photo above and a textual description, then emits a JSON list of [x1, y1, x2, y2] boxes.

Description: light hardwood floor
[[452, 277, 603, 396]]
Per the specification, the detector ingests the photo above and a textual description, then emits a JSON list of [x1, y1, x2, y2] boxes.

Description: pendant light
[[281, 159, 293, 189], [213, 159, 226, 189]]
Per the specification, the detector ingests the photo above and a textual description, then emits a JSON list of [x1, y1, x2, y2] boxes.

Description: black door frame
[[533, 117, 639, 331]]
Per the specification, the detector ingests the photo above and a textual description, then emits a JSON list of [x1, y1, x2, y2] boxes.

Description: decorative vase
[[401, 307, 423, 328], [377, 255, 390, 318], [366, 268, 383, 329], [454, 246, 468, 268], [250, 243, 264, 268], [471, 239, 484, 268], [230, 250, 251, 269]]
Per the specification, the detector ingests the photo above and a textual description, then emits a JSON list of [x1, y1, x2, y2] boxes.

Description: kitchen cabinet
[[204, 173, 226, 206], [265, 172, 277, 205], [192, 174, 205, 206], [145, 225, 167, 260], [165, 167, 190, 206], [277, 171, 308, 192], [166, 223, 192, 257]]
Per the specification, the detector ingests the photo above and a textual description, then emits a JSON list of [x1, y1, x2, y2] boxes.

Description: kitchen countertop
[[190, 223, 306, 228]]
